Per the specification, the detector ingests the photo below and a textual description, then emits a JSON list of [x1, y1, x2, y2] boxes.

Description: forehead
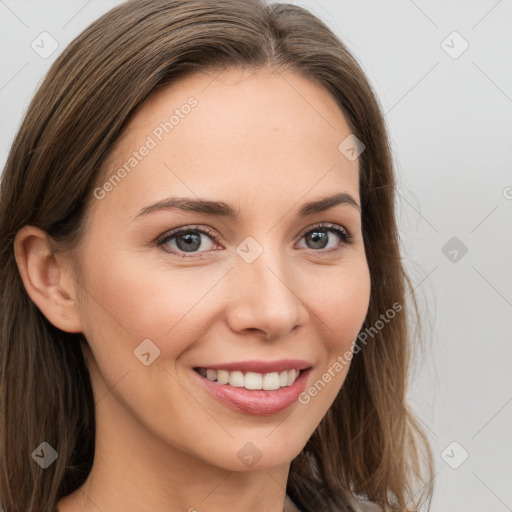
[[90, 66, 360, 223]]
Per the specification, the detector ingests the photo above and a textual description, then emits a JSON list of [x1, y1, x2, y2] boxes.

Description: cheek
[[294, 262, 370, 421], [309, 259, 371, 350], [78, 247, 228, 369]]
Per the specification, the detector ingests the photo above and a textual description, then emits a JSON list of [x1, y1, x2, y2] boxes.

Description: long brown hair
[[0, 0, 434, 510]]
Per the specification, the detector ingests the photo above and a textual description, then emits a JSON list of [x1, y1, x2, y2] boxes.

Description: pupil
[[177, 232, 201, 252], [308, 230, 327, 249]]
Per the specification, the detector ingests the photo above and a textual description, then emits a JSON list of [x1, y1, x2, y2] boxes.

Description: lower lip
[[192, 368, 312, 415]]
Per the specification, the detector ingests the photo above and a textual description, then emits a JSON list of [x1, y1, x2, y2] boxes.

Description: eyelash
[[155, 223, 353, 260]]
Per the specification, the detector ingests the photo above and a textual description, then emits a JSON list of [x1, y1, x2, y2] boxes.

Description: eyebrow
[[133, 192, 360, 221]]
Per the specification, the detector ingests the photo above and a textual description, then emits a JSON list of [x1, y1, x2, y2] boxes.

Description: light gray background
[[1, 1, 511, 511]]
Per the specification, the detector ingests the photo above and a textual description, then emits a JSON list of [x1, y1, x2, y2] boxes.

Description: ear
[[13, 225, 83, 333]]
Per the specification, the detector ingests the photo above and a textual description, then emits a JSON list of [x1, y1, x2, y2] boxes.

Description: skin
[[14, 66, 371, 512]]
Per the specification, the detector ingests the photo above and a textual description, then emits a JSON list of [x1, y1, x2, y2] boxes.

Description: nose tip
[[225, 249, 305, 339]]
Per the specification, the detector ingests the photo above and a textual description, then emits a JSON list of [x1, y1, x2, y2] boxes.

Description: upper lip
[[194, 359, 312, 373]]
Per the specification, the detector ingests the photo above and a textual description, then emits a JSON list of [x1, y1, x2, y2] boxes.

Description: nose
[[225, 243, 306, 341]]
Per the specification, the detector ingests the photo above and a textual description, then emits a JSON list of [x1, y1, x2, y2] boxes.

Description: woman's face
[[74, 66, 371, 472]]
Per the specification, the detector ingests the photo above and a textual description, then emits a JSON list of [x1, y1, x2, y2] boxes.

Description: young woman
[[0, 0, 434, 511]]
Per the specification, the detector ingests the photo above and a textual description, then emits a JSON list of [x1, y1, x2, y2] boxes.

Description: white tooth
[[244, 372, 263, 390], [204, 368, 300, 389], [229, 370, 245, 387], [287, 369, 298, 386], [262, 372, 280, 390], [206, 369, 218, 381], [217, 370, 229, 384]]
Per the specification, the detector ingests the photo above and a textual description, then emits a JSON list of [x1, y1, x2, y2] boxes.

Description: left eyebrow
[[133, 192, 361, 221], [298, 192, 361, 216]]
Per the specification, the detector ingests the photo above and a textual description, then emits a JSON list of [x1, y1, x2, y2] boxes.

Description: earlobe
[[13, 225, 83, 333]]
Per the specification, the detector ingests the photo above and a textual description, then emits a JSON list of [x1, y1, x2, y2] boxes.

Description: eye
[[156, 225, 220, 258], [156, 223, 352, 259], [297, 223, 352, 254]]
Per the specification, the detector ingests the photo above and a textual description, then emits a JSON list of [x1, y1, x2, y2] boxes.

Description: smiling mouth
[[193, 367, 304, 391]]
